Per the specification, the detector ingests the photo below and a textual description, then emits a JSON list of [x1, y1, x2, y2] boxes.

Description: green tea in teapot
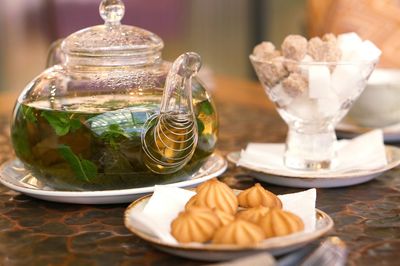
[[12, 90, 217, 190]]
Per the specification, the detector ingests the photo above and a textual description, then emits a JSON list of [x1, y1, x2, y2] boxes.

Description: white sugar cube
[[287, 97, 317, 120], [308, 65, 334, 99], [331, 65, 363, 100], [354, 41, 380, 79], [299, 55, 314, 76], [355, 40, 382, 61], [337, 32, 363, 61], [269, 84, 294, 107]]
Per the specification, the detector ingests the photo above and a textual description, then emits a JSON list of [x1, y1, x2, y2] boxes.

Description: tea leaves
[[198, 101, 214, 115], [22, 106, 37, 123], [41, 111, 81, 136], [100, 124, 130, 149], [196, 118, 205, 134], [58, 144, 97, 181]]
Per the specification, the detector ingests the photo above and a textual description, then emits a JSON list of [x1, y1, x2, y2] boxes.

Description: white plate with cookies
[[124, 180, 334, 261]]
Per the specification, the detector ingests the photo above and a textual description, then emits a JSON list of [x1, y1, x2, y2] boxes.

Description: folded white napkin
[[128, 185, 316, 245], [238, 129, 387, 173], [278, 189, 316, 232]]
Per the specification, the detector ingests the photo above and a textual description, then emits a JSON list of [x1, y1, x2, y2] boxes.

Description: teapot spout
[[141, 52, 201, 174]]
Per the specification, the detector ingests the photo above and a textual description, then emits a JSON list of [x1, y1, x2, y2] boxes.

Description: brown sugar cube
[[253, 41, 281, 60], [281, 35, 308, 61], [281, 72, 308, 97], [307, 35, 341, 62], [322, 33, 336, 43], [322, 33, 341, 62], [283, 60, 300, 73], [284, 54, 314, 73], [254, 57, 288, 88]]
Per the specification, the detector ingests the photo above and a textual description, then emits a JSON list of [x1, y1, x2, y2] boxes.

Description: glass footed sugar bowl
[[11, 0, 218, 190]]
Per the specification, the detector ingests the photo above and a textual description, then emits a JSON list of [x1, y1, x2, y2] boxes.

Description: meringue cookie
[[212, 219, 265, 246], [213, 209, 235, 226], [259, 208, 304, 238], [171, 207, 221, 243], [237, 183, 282, 208], [236, 206, 270, 224], [195, 178, 238, 214]]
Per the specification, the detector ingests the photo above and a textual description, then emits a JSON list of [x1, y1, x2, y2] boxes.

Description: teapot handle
[[141, 52, 202, 174], [46, 38, 65, 68]]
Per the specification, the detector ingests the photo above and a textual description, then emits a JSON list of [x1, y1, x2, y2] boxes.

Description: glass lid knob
[[99, 0, 125, 25]]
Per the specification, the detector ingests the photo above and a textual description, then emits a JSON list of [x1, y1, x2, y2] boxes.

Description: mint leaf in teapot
[[100, 124, 130, 149], [22, 106, 37, 123], [198, 101, 214, 115], [58, 144, 97, 181], [70, 118, 82, 133], [41, 111, 81, 136], [196, 118, 205, 135], [106, 124, 130, 138]]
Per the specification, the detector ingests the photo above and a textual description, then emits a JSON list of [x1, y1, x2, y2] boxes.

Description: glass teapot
[[11, 0, 218, 190]]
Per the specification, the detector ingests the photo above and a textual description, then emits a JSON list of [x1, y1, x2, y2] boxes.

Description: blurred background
[[0, 0, 399, 93], [0, 0, 307, 93]]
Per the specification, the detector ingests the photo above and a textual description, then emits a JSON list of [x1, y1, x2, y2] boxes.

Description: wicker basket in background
[[307, 0, 400, 67]]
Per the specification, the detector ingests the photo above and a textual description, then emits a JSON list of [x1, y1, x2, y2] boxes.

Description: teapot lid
[[61, 0, 164, 62]]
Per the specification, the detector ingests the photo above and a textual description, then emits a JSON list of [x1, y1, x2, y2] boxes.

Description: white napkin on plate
[[238, 129, 387, 173], [128, 186, 316, 245], [128, 186, 195, 244]]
